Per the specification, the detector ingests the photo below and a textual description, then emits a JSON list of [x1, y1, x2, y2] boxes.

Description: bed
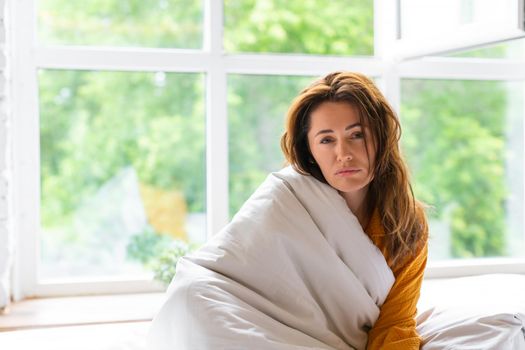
[[416, 273, 525, 349]]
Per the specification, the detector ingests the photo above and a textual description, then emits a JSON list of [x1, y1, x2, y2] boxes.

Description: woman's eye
[[351, 132, 364, 139], [320, 138, 333, 144]]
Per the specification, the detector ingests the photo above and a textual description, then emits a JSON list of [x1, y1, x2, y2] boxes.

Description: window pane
[[400, 0, 517, 41], [39, 70, 206, 280], [224, 0, 374, 56], [448, 38, 525, 59], [37, 0, 203, 48], [228, 74, 314, 215], [401, 79, 524, 260]]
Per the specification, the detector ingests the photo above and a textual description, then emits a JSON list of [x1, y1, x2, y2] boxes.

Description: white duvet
[[148, 166, 395, 350]]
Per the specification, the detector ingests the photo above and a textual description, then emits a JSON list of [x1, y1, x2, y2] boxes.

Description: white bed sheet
[[417, 274, 525, 350]]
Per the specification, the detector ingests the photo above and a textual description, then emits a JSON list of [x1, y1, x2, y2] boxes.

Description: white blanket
[[148, 166, 394, 350]]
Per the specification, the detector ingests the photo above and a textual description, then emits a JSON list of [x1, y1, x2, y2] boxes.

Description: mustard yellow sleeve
[[366, 243, 428, 350]]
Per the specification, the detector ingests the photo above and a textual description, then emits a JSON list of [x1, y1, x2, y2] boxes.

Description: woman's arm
[[366, 242, 428, 350]]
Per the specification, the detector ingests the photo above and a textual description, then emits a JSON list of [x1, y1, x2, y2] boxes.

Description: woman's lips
[[335, 168, 360, 176]]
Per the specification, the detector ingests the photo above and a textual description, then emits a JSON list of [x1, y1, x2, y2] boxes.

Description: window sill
[[425, 258, 525, 278], [0, 292, 165, 332]]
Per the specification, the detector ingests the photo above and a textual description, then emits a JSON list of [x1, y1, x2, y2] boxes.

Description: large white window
[[11, 0, 525, 299]]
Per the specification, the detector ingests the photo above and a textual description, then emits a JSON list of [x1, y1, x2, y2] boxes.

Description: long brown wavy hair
[[281, 71, 427, 267]]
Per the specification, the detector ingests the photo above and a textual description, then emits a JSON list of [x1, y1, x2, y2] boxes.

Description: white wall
[[0, 0, 12, 310]]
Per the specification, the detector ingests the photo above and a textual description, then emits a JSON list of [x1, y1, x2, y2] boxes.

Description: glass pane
[[224, 0, 374, 56], [400, 0, 518, 41], [39, 70, 206, 280], [447, 38, 525, 59], [228, 74, 314, 215], [37, 0, 203, 48], [401, 79, 524, 260]]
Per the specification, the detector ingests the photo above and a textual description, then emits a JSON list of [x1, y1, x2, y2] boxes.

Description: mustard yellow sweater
[[364, 209, 429, 350]]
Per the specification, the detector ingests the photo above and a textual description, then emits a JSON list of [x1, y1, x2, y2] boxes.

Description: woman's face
[[307, 101, 376, 200]]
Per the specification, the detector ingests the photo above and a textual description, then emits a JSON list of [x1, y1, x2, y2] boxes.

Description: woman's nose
[[336, 141, 353, 162]]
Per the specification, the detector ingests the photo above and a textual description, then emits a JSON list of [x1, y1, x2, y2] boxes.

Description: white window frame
[[392, 0, 525, 60], [10, 0, 525, 300]]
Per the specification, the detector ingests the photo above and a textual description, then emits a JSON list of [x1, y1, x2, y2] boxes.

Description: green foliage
[[149, 240, 200, 285], [126, 226, 172, 265], [38, 0, 202, 48], [228, 75, 313, 214], [126, 228, 199, 285], [402, 80, 509, 258], [40, 70, 205, 231], [127, 227, 199, 285], [224, 0, 373, 55]]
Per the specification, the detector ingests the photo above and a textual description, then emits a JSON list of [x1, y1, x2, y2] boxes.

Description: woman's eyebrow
[[314, 123, 361, 137], [314, 129, 333, 137], [345, 122, 361, 130]]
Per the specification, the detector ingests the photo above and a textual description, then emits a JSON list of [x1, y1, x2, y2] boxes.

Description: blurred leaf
[[149, 240, 200, 285]]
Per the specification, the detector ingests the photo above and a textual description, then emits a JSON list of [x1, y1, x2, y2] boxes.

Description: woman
[[149, 72, 428, 350], [281, 71, 429, 349]]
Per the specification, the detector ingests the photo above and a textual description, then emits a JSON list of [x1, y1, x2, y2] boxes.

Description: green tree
[[40, 71, 205, 230], [402, 80, 508, 258], [38, 0, 202, 48], [228, 75, 313, 214], [224, 0, 373, 55]]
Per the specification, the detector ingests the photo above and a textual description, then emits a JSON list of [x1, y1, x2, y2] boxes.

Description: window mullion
[[205, 0, 228, 236], [373, 0, 399, 59], [224, 54, 384, 76], [11, 0, 39, 301], [374, 0, 401, 117], [35, 47, 212, 72], [380, 64, 401, 118]]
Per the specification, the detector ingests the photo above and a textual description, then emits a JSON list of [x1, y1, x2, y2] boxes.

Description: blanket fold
[[149, 166, 394, 350]]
